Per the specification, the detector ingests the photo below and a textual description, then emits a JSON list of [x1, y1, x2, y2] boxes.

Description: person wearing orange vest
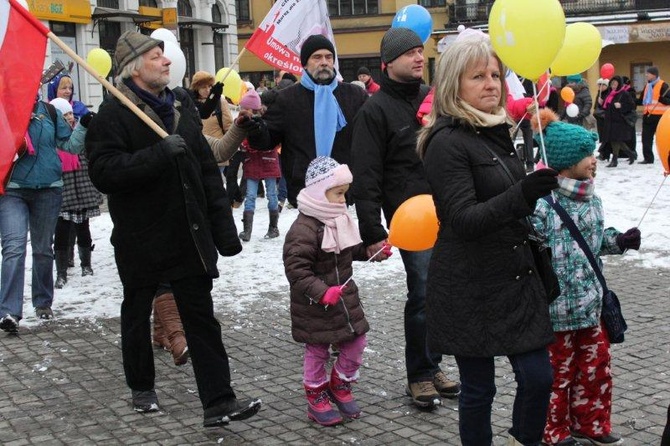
[[637, 66, 670, 164]]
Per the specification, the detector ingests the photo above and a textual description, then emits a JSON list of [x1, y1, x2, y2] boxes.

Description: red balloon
[[600, 63, 615, 79]]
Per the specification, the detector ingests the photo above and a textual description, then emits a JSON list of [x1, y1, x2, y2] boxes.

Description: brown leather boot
[[152, 301, 169, 350], [154, 293, 189, 366]]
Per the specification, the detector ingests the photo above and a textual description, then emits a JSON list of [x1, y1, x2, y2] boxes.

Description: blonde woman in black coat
[[416, 33, 558, 446]]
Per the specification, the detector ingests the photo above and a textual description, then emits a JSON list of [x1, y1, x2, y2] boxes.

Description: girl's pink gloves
[[322, 286, 344, 306]]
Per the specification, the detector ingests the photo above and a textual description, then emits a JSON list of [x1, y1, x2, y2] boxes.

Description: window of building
[[97, 0, 119, 8], [236, 0, 250, 21], [212, 4, 225, 70], [181, 28, 196, 87], [328, 0, 378, 16], [139, 0, 157, 7], [178, 0, 192, 17], [420, 0, 446, 6], [339, 57, 381, 83], [632, 63, 652, 94]]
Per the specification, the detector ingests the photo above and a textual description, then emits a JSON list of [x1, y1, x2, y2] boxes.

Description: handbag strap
[[482, 143, 516, 186], [542, 196, 609, 293]]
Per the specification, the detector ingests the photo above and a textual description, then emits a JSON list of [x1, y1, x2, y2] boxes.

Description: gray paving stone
[[1, 258, 668, 444]]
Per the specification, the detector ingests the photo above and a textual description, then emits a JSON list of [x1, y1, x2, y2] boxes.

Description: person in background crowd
[[247, 34, 367, 207], [357, 66, 380, 96], [48, 73, 93, 268], [48, 73, 89, 120], [602, 76, 637, 168], [0, 96, 89, 332], [49, 98, 102, 288], [237, 89, 281, 241], [530, 109, 638, 446], [637, 66, 670, 164], [621, 76, 638, 154], [188, 70, 224, 120], [85, 31, 261, 425], [284, 156, 389, 426], [352, 27, 460, 410], [350, 80, 366, 90], [594, 77, 610, 160], [561, 74, 593, 128], [416, 33, 557, 445]]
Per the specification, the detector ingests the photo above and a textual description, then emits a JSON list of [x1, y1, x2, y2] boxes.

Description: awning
[[177, 16, 228, 30], [91, 7, 160, 24]]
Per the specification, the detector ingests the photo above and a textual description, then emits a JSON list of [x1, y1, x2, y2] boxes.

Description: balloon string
[[339, 245, 387, 290], [511, 74, 551, 136], [636, 174, 667, 229]]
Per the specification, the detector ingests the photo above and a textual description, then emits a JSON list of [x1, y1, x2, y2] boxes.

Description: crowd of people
[[1, 24, 669, 446]]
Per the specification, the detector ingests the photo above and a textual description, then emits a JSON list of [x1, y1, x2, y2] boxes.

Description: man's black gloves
[[520, 168, 559, 205], [161, 134, 187, 157], [198, 82, 224, 119], [79, 112, 95, 128], [210, 82, 223, 98], [616, 227, 641, 251]]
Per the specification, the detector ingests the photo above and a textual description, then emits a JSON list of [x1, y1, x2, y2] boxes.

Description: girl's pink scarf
[[58, 150, 80, 172], [296, 189, 362, 254]]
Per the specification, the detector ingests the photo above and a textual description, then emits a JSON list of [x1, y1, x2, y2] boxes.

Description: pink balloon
[[600, 63, 615, 79]]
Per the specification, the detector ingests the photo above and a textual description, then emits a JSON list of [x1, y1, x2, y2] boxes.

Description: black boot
[[607, 146, 619, 168], [67, 225, 76, 267], [625, 149, 637, 165], [55, 250, 68, 288], [79, 245, 94, 276], [265, 210, 280, 239], [239, 211, 254, 242]]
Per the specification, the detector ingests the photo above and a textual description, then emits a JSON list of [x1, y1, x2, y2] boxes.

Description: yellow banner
[[28, 0, 91, 24]]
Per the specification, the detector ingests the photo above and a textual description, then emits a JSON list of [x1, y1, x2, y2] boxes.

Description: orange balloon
[[560, 86, 575, 103], [388, 194, 439, 251], [656, 109, 670, 173]]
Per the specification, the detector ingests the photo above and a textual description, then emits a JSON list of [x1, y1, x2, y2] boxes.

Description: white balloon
[[151, 28, 178, 44], [566, 103, 579, 118], [163, 41, 186, 89]]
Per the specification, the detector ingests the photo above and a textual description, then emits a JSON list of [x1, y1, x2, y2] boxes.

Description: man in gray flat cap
[[351, 27, 461, 409], [85, 30, 261, 427]]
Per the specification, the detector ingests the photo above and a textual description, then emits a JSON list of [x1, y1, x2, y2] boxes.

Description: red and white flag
[[245, 0, 337, 76], [0, 0, 49, 192]]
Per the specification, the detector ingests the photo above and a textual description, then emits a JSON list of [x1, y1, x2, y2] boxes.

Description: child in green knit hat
[[530, 109, 640, 446]]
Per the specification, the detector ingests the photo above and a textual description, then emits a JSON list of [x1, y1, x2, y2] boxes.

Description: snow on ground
[[17, 149, 670, 326]]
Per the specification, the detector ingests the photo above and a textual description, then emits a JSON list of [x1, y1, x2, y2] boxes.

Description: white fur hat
[[50, 97, 73, 115]]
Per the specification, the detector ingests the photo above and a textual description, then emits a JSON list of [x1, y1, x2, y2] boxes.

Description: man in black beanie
[[247, 34, 367, 206], [637, 66, 670, 164], [357, 66, 380, 96], [351, 27, 461, 409]]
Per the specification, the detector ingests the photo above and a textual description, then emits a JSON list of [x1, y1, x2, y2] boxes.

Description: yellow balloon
[[215, 67, 242, 104], [550, 22, 602, 76], [488, 0, 566, 81], [86, 48, 112, 78]]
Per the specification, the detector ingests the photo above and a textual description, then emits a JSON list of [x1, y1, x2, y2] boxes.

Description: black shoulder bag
[[543, 196, 627, 343], [481, 143, 561, 304]]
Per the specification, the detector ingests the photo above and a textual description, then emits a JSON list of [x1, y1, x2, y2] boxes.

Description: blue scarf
[[643, 78, 659, 105], [300, 73, 347, 158]]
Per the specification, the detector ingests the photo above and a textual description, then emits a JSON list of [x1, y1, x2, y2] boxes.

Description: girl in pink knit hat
[[283, 156, 391, 426]]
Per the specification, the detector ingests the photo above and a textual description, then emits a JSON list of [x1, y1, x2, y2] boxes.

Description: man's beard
[[309, 67, 335, 84]]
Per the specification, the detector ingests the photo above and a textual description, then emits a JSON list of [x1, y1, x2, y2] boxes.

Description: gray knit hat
[[115, 31, 164, 73], [380, 28, 423, 64]]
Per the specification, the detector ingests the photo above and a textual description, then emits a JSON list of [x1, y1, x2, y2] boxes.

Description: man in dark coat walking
[[247, 34, 368, 207], [85, 31, 261, 427], [351, 28, 460, 409]]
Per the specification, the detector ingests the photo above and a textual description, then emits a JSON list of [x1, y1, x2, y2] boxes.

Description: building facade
[[237, 0, 670, 99], [28, 0, 240, 111]]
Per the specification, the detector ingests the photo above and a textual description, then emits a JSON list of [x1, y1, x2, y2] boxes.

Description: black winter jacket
[[422, 117, 554, 357], [603, 88, 636, 143], [351, 74, 431, 246], [247, 81, 367, 207], [86, 82, 241, 288], [283, 213, 369, 344]]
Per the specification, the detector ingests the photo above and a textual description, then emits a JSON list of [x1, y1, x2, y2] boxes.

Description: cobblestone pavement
[[1, 257, 668, 445]]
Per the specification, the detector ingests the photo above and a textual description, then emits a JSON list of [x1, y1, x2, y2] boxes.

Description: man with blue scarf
[[637, 66, 670, 164], [351, 27, 461, 409], [85, 31, 261, 427], [247, 34, 367, 207]]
